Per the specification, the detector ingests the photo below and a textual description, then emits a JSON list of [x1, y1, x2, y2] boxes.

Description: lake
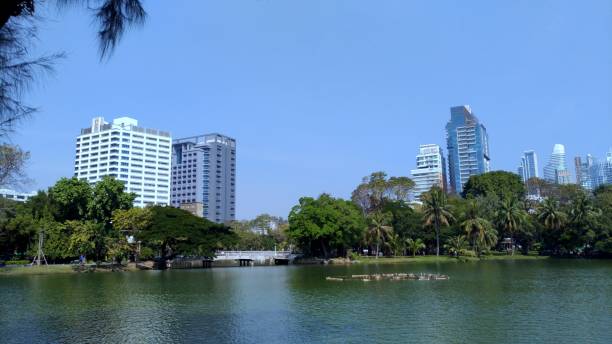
[[0, 259, 610, 343]]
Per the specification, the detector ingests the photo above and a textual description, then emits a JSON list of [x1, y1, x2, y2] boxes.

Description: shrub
[[139, 247, 155, 260], [5, 260, 31, 265]]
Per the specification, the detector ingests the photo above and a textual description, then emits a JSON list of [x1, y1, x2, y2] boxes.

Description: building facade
[[171, 134, 236, 223], [518, 150, 539, 182], [74, 117, 172, 207], [0, 189, 36, 202], [445, 105, 490, 195], [575, 149, 612, 190], [543, 144, 570, 185], [410, 144, 447, 201]]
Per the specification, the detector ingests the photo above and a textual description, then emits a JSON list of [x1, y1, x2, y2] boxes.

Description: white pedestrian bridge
[[215, 250, 299, 264]]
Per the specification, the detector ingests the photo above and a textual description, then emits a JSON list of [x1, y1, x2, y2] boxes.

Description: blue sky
[[15, 0, 612, 219]]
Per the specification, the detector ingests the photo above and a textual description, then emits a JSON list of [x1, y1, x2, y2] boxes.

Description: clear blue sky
[[15, 0, 612, 219]]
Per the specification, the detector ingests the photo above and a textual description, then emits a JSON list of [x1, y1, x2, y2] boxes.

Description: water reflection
[[0, 260, 611, 343]]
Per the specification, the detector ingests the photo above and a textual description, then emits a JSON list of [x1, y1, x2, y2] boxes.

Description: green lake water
[[0, 259, 611, 343]]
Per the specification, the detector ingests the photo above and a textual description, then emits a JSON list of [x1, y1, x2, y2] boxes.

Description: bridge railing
[[215, 250, 292, 259]]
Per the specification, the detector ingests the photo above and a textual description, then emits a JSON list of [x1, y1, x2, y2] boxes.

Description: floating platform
[[325, 273, 449, 282]]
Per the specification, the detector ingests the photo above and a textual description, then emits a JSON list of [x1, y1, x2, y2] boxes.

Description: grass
[[0, 264, 76, 276], [0, 263, 143, 276], [354, 254, 549, 265]]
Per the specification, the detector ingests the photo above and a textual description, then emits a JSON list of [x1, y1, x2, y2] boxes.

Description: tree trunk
[[320, 239, 328, 259], [375, 242, 379, 259], [435, 218, 440, 257]]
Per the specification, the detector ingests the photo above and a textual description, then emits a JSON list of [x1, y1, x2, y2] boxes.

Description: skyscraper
[[543, 144, 570, 184], [518, 150, 539, 182], [575, 155, 595, 190], [445, 105, 490, 195], [171, 133, 236, 223], [74, 117, 172, 207], [410, 144, 447, 200], [575, 150, 612, 190]]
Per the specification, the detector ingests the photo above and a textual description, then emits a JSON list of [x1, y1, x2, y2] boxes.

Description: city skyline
[[12, 1, 612, 218]]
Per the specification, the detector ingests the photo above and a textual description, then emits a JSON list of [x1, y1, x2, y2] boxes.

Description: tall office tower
[[410, 144, 447, 200], [446, 105, 491, 194], [543, 144, 571, 184], [171, 134, 236, 224], [575, 155, 595, 190], [517, 163, 525, 182], [605, 149, 612, 185], [74, 117, 172, 207], [518, 150, 539, 182]]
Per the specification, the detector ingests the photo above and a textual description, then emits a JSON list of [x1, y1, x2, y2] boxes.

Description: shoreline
[[0, 255, 555, 276]]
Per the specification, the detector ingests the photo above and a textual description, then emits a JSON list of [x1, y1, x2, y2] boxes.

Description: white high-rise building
[[74, 117, 172, 207], [543, 144, 570, 185], [410, 144, 447, 200]]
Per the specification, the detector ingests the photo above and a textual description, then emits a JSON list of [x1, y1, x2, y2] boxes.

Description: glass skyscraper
[[445, 105, 490, 195], [544, 144, 571, 185], [518, 150, 539, 182], [575, 149, 612, 190]]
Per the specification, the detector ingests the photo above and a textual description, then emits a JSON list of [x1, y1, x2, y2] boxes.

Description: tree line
[[0, 176, 237, 264], [287, 171, 612, 258]]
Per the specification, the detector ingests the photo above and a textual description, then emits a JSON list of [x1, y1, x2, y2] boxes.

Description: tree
[[139, 206, 237, 262], [88, 176, 135, 226], [351, 172, 415, 215], [387, 176, 415, 202], [385, 232, 405, 256], [0, 1, 146, 172], [112, 207, 152, 235], [367, 212, 393, 258], [444, 235, 468, 257], [0, 145, 29, 187], [421, 186, 454, 256], [405, 238, 425, 257], [288, 194, 366, 258], [495, 197, 527, 255], [112, 207, 153, 262], [462, 200, 495, 256], [537, 198, 567, 254], [48, 177, 91, 221], [462, 171, 525, 201], [65, 220, 105, 260]]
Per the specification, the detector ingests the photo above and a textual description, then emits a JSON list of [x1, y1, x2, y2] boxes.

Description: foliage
[[288, 194, 366, 258], [495, 197, 527, 254], [366, 211, 393, 258], [88, 176, 135, 226], [461, 200, 496, 256], [230, 214, 289, 250], [49, 177, 91, 221], [421, 186, 454, 256], [444, 235, 468, 257], [351, 171, 415, 214], [405, 238, 426, 257], [462, 171, 525, 201], [0, 144, 29, 187], [139, 206, 237, 260]]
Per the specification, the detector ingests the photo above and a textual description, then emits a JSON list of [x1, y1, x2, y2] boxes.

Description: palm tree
[[367, 212, 393, 259], [537, 198, 566, 231], [385, 233, 405, 256], [405, 238, 426, 257], [496, 197, 527, 255], [462, 200, 494, 256], [569, 193, 597, 227], [421, 186, 454, 256], [444, 235, 468, 257]]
